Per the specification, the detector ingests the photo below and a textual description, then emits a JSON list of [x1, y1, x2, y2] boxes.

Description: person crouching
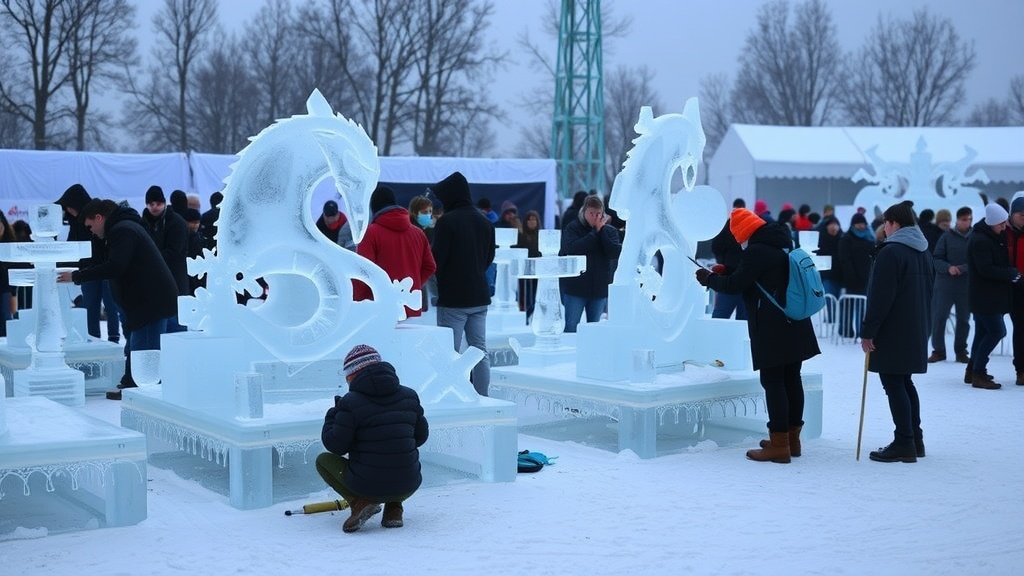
[[316, 344, 429, 532]]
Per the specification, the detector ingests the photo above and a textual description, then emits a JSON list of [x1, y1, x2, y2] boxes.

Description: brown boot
[[381, 502, 404, 528], [342, 498, 382, 533], [759, 425, 802, 457], [747, 431, 791, 463], [927, 351, 945, 363], [971, 374, 1001, 390], [1017, 372, 1024, 386]]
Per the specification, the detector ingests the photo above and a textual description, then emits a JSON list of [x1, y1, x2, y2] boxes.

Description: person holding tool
[[316, 344, 429, 532], [695, 208, 819, 463]]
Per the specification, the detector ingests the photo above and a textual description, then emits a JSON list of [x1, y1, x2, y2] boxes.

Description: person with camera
[[316, 344, 429, 533], [559, 193, 622, 333]]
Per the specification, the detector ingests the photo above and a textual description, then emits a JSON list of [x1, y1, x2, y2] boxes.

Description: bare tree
[[124, 0, 218, 151], [1009, 75, 1024, 125], [189, 36, 260, 153], [839, 8, 975, 126], [698, 72, 732, 163], [0, 0, 94, 149], [964, 98, 1011, 127], [243, 0, 303, 125], [731, 0, 841, 126], [67, 0, 137, 150], [603, 65, 660, 189]]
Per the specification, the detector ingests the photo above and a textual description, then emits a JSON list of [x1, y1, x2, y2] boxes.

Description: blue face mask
[[416, 213, 433, 227]]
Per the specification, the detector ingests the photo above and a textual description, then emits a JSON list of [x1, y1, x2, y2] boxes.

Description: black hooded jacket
[[141, 206, 190, 295], [704, 222, 820, 370], [70, 206, 179, 331], [430, 171, 495, 308], [55, 184, 104, 267], [321, 362, 429, 500]]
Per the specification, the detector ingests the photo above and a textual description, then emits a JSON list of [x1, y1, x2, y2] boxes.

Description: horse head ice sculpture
[[851, 136, 988, 218], [607, 98, 724, 344], [181, 89, 419, 363]]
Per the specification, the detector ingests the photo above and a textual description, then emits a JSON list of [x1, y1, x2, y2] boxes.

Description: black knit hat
[[370, 185, 397, 215], [145, 185, 166, 204], [882, 200, 917, 227]]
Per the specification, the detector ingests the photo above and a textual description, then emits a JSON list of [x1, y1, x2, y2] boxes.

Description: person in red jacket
[[354, 185, 436, 318]]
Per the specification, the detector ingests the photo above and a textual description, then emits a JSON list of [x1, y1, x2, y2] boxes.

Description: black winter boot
[[869, 440, 917, 463], [914, 430, 925, 458]]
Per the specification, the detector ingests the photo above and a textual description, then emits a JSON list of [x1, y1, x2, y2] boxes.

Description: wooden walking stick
[[856, 351, 870, 461]]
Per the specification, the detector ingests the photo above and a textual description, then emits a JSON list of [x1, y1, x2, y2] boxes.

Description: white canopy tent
[[708, 124, 1024, 216], [0, 150, 557, 229]]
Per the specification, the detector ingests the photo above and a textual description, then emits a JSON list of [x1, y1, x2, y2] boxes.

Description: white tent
[[708, 124, 1024, 215], [0, 150, 558, 228]]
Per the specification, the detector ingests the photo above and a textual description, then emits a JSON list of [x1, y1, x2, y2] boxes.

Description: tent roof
[[713, 124, 1024, 182]]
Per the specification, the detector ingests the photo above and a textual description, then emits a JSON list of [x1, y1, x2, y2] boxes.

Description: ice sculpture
[[0, 205, 92, 406], [852, 136, 988, 218], [509, 230, 585, 366], [577, 100, 750, 380], [119, 90, 516, 509], [488, 228, 528, 331]]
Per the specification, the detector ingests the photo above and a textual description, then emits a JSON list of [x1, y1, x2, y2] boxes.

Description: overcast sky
[[135, 0, 1024, 156]]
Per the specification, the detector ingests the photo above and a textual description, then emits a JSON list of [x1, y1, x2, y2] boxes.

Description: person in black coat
[[860, 201, 935, 463], [966, 203, 1021, 389], [141, 185, 190, 298], [58, 199, 180, 400], [697, 209, 820, 463], [837, 212, 875, 337], [317, 345, 428, 533], [710, 210, 748, 320], [559, 194, 622, 333], [430, 171, 495, 396], [198, 191, 222, 251]]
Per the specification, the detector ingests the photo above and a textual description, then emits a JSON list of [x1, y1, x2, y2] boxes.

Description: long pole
[[856, 352, 870, 461]]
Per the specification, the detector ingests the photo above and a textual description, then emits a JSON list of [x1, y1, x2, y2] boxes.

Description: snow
[[2, 337, 1023, 575]]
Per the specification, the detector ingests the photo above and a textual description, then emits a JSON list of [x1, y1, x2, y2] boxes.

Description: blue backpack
[[756, 247, 826, 321]]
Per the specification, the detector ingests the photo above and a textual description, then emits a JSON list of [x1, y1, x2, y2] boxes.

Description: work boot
[[759, 425, 803, 457], [869, 440, 917, 463], [964, 367, 993, 384], [381, 502, 404, 528], [747, 431, 790, 463], [955, 352, 970, 364], [342, 498, 382, 533], [971, 373, 1001, 390], [927, 351, 946, 363], [105, 380, 138, 401]]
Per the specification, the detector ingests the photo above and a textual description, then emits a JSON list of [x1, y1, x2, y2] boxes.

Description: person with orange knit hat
[[696, 208, 820, 463]]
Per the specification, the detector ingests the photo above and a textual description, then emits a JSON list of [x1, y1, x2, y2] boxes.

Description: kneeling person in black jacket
[[316, 344, 429, 533]]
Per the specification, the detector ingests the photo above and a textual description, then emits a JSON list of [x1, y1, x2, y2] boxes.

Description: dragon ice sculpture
[[852, 136, 989, 218], [607, 99, 724, 343], [181, 89, 419, 363]]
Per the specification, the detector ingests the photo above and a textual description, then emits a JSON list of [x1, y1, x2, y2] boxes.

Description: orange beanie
[[729, 208, 766, 244]]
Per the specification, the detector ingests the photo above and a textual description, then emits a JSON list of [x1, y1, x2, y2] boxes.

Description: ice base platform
[[492, 362, 822, 458], [121, 386, 518, 510], [0, 397, 147, 536], [0, 338, 126, 397]]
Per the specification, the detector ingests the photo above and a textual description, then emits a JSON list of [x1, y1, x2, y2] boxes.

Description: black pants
[[878, 373, 921, 442], [759, 361, 805, 433], [1011, 292, 1024, 372]]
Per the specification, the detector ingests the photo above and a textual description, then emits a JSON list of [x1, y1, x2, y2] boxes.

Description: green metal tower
[[551, 0, 605, 200]]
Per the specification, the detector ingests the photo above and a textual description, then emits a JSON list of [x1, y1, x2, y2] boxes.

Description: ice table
[[0, 397, 147, 534], [492, 363, 823, 458], [121, 387, 517, 510]]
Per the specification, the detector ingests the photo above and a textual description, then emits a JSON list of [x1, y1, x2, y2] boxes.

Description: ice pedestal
[[488, 228, 529, 332], [0, 375, 6, 437], [0, 397, 147, 535]]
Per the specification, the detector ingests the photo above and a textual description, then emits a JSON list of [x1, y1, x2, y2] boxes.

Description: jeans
[[821, 278, 841, 323], [711, 291, 747, 320], [80, 280, 121, 340], [931, 288, 969, 356], [878, 373, 921, 442], [969, 313, 1006, 376], [562, 293, 606, 333], [758, 361, 805, 433], [122, 316, 172, 387], [436, 305, 489, 396]]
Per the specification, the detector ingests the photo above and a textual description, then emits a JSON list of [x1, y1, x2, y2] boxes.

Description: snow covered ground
[[2, 330, 1022, 575]]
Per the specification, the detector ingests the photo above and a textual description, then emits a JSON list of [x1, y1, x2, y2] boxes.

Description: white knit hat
[[984, 202, 1008, 226]]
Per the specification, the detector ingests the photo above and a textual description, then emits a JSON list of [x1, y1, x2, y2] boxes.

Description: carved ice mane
[[180, 90, 419, 363]]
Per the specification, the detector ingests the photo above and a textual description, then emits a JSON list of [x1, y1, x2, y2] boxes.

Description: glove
[[695, 268, 711, 286], [711, 264, 727, 274]]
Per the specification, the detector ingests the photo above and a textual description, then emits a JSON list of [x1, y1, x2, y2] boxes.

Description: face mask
[[416, 213, 433, 227]]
